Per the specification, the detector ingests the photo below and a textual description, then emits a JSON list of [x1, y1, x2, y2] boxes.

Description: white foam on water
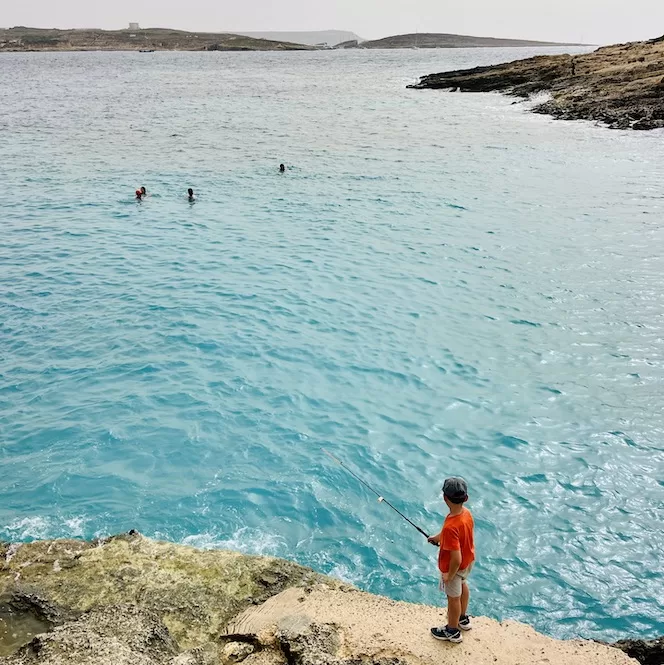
[[307, 550, 367, 587], [63, 517, 87, 537], [325, 562, 364, 586], [1, 516, 90, 541], [181, 527, 289, 558], [1, 517, 52, 540], [521, 90, 554, 108]]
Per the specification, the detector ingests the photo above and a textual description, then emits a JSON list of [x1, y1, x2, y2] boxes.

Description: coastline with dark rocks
[[408, 36, 664, 130], [0, 533, 660, 665]]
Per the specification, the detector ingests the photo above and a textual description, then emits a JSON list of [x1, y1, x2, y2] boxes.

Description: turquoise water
[[1, 48, 663, 642]]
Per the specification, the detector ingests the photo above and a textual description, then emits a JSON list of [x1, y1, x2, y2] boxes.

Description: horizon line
[[0, 25, 603, 46]]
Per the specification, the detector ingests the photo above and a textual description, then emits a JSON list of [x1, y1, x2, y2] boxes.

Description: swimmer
[[140, 186, 147, 197], [279, 163, 285, 173], [187, 188, 195, 201], [135, 189, 143, 200]]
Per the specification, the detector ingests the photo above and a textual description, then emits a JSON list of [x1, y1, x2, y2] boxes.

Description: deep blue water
[[0, 47, 663, 642]]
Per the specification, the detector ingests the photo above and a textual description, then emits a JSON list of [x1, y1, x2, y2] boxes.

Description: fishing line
[[323, 449, 430, 540]]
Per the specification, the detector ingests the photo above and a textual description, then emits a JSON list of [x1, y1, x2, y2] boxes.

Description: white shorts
[[441, 562, 473, 598]]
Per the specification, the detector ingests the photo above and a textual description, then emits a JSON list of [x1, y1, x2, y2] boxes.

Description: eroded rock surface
[[409, 37, 664, 130], [2, 605, 221, 665], [0, 533, 332, 653], [0, 534, 647, 665]]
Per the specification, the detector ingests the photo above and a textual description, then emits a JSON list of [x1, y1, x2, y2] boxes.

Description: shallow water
[[0, 47, 663, 642], [0, 609, 51, 656]]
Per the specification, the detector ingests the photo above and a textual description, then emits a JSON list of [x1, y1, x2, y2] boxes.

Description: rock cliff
[[0, 533, 649, 665], [409, 37, 664, 130]]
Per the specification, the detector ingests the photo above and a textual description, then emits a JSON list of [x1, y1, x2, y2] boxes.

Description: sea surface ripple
[[0, 47, 663, 641]]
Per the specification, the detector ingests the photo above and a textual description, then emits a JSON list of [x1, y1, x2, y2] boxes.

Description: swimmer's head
[[135, 189, 143, 199], [188, 188, 194, 197], [140, 186, 146, 195], [279, 163, 285, 172]]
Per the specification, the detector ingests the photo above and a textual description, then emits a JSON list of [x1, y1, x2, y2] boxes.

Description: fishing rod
[[323, 449, 431, 540]]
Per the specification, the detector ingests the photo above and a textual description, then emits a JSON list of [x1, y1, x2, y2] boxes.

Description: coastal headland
[[0, 533, 658, 665], [0, 27, 312, 52], [408, 36, 664, 130]]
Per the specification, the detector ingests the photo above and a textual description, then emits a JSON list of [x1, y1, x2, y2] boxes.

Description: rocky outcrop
[[0, 532, 331, 654], [408, 38, 664, 130], [612, 637, 664, 665], [5, 606, 185, 665], [0, 534, 648, 665]]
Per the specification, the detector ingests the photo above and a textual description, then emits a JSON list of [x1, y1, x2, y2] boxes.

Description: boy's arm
[[440, 524, 462, 580], [427, 529, 443, 546], [447, 549, 462, 579]]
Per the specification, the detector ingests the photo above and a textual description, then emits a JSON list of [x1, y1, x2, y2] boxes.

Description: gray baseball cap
[[443, 477, 468, 503]]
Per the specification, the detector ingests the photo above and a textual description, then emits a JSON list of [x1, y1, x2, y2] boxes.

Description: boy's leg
[[460, 581, 470, 618], [447, 594, 462, 630], [432, 577, 463, 642]]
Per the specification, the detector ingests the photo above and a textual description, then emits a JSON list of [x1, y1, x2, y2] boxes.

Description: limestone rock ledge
[[0, 533, 642, 665], [408, 37, 664, 130]]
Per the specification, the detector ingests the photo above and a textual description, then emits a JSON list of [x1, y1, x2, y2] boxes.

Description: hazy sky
[[3, 0, 664, 44]]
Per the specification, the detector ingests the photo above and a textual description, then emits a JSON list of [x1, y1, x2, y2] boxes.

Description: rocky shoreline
[[0, 533, 659, 664], [408, 36, 664, 130]]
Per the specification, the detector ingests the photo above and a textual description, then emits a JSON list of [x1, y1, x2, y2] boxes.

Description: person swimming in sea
[[135, 189, 143, 200], [140, 186, 147, 197], [188, 188, 195, 201], [279, 163, 285, 173]]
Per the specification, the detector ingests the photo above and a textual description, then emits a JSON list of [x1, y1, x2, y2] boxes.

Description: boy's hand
[[442, 572, 449, 583], [427, 535, 440, 547]]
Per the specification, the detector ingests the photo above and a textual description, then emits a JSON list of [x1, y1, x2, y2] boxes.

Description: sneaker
[[459, 615, 472, 631], [430, 625, 463, 643]]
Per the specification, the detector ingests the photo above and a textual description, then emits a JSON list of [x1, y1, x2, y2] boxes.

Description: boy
[[428, 477, 475, 644]]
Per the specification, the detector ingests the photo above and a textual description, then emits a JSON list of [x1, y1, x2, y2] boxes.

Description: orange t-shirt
[[438, 507, 475, 573]]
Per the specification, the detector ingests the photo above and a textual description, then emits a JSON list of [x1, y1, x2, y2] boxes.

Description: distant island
[[0, 27, 313, 52], [232, 30, 363, 47], [357, 33, 582, 49], [0, 27, 583, 53], [408, 36, 664, 130]]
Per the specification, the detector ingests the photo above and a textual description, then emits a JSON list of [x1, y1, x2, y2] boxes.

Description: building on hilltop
[[129, 22, 140, 31]]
